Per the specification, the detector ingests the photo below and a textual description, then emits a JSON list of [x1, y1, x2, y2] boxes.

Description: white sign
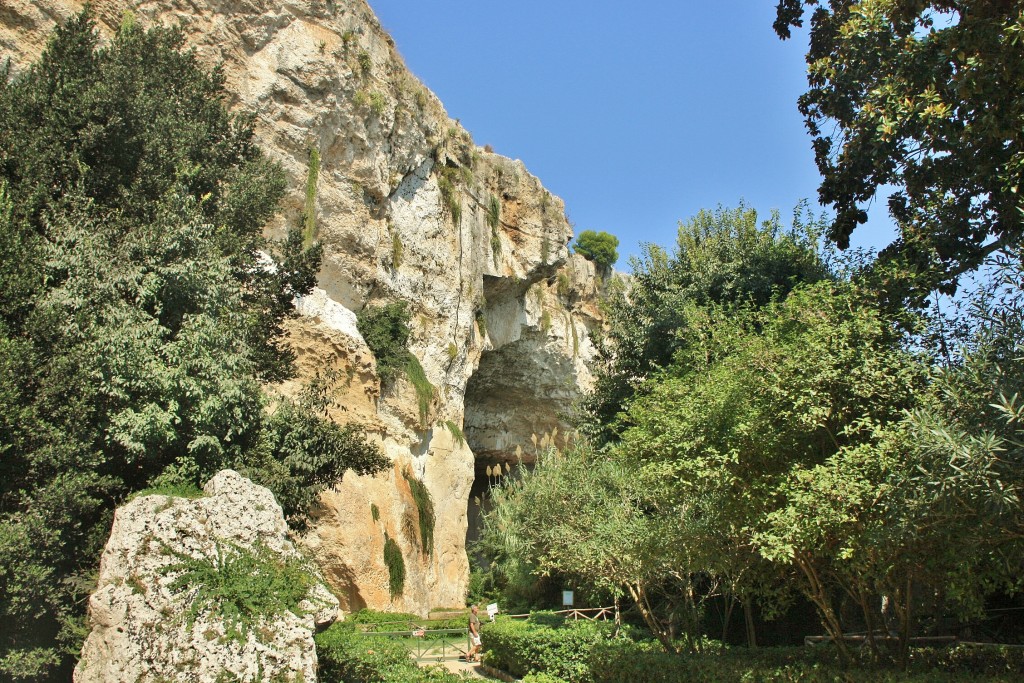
[[562, 590, 574, 606], [487, 603, 499, 620]]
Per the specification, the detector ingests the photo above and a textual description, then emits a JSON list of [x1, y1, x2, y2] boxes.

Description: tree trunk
[[796, 556, 852, 662], [613, 594, 622, 637], [899, 575, 913, 670], [856, 587, 880, 661], [743, 598, 757, 648], [722, 596, 736, 643], [627, 583, 676, 653]]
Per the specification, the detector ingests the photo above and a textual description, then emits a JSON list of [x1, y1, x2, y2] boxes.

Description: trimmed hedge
[[479, 617, 1024, 683], [315, 622, 465, 683], [587, 641, 1024, 683], [481, 615, 615, 683], [347, 608, 468, 632]]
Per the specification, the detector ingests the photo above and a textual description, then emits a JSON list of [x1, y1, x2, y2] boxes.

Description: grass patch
[[369, 91, 385, 116], [370, 503, 380, 522], [475, 309, 488, 337], [443, 420, 465, 447], [162, 542, 316, 643], [437, 167, 462, 226], [541, 310, 552, 333], [391, 230, 403, 269], [403, 470, 435, 556], [557, 271, 571, 299]]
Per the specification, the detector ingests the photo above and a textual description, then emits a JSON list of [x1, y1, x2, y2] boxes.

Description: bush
[[162, 541, 317, 643], [315, 622, 466, 683], [481, 617, 614, 683], [481, 618, 1024, 683], [587, 641, 1024, 683], [573, 231, 619, 270]]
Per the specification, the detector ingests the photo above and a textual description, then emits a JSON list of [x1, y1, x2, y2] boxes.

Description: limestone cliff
[[2, 0, 605, 615]]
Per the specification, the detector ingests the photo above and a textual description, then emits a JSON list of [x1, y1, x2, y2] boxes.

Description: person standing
[[467, 604, 482, 662]]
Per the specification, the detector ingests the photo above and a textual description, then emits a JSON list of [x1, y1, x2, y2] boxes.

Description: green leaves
[[776, 1, 1024, 291], [163, 541, 318, 643]]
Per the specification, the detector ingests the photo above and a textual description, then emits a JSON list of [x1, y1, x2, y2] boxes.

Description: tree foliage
[[489, 194, 1024, 660], [573, 230, 620, 270], [578, 203, 830, 444], [0, 13, 383, 678], [774, 0, 1024, 291]]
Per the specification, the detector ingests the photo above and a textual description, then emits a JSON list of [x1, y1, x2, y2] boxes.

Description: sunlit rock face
[[4, 0, 604, 615]]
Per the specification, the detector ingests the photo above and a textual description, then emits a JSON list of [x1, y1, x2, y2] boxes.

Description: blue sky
[[367, 1, 896, 269]]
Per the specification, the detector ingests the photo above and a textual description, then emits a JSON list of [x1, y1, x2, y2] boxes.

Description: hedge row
[[347, 608, 469, 632], [480, 617, 1024, 683], [480, 615, 615, 683], [315, 622, 465, 683], [589, 641, 1024, 683]]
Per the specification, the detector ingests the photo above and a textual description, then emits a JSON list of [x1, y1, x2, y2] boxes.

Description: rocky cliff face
[[74, 470, 338, 683], [2, 0, 604, 615]]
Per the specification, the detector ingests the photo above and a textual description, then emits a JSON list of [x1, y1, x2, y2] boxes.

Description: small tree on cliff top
[[574, 230, 620, 270]]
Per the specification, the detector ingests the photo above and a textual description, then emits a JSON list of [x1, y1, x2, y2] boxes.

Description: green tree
[[479, 445, 710, 651], [578, 203, 830, 444], [617, 280, 928, 660], [774, 1, 1024, 291], [573, 230, 620, 270]]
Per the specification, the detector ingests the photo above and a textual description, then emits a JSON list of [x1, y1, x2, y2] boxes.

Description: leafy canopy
[[775, 0, 1024, 291], [578, 203, 830, 444]]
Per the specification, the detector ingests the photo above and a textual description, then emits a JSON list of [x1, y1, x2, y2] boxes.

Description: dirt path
[[435, 659, 501, 679]]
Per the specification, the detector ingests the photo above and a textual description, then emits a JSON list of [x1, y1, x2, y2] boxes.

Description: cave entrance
[[462, 328, 578, 554]]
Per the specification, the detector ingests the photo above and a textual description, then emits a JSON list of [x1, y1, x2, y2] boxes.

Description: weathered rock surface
[[74, 470, 338, 683], [3, 0, 606, 616]]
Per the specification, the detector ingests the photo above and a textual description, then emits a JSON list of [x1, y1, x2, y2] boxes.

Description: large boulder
[[74, 470, 338, 683]]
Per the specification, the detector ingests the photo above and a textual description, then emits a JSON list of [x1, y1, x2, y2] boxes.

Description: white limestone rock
[[74, 470, 339, 683]]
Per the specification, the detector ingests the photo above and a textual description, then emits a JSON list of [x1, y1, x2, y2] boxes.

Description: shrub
[[586, 642, 1024, 683], [481, 617, 613, 683], [162, 542, 317, 643], [573, 231, 619, 270], [522, 674, 568, 683], [253, 371, 389, 528], [315, 622, 466, 682]]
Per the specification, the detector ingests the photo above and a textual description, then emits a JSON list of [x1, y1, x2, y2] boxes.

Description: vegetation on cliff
[[572, 230, 620, 271]]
